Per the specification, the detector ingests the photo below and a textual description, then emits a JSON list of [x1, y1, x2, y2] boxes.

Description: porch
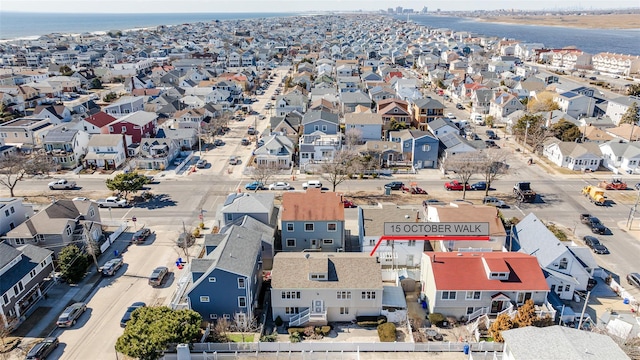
[[289, 301, 328, 327]]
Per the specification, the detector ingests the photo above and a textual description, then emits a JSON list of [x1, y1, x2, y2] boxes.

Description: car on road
[[302, 180, 322, 190], [131, 227, 152, 244], [48, 179, 76, 190], [72, 197, 92, 202], [447, 112, 456, 119], [444, 180, 471, 191], [245, 181, 265, 191], [56, 302, 87, 327], [148, 266, 169, 287], [213, 139, 225, 146], [229, 156, 240, 165], [241, 138, 251, 146], [483, 196, 507, 208], [99, 257, 124, 276], [470, 181, 488, 191], [196, 159, 207, 168], [96, 196, 127, 208], [258, 115, 266, 120], [26, 337, 59, 360], [456, 103, 465, 110], [583, 236, 609, 254], [485, 130, 498, 140], [586, 217, 609, 234], [120, 302, 146, 327], [485, 140, 500, 148], [268, 182, 293, 190], [627, 273, 640, 288], [384, 181, 405, 190]]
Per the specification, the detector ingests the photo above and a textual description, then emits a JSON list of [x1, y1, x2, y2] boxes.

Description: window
[[226, 213, 233, 221], [340, 307, 349, 315], [238, 297, 247, 307], [408, 240, 416, 247], [121, 126, 127, 133], [2, 294, 8, 305], [517, 292, 532, 304], [337, 291, 351, 299], [467, 307, 474, 315], [361, 291, 376, 300], [286, 239, 296, 247], [285, 307, 299, 314], [65, 226, 72, 236], [565, 285, 570, 292], [304, 223, 314, 232], [559, 258, 568, 270], [200, 296, 210, 302], [223, 314, 230, 320], [208, 277, 216, 282], [441, 291, 456, 300], [422, 144, 431, 151], [238, 278, 245, 289], [4, 210, 8, 217], [210, 314, 218, 320], [281, 291, 301, 299], [10, 207, 14, 214], [14, 239, 25, 245], [30, 269, 36, 278], [465, 291, 481, 300], [323, 239, 333, 245], [89, 208, 95, 217], [327, 223, 337, 231], [286, 223, 294, 232]]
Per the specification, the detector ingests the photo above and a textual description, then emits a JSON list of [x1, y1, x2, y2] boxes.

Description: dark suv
[[587, 217, 609, 235], [26, 337, 59, 360], [385, 181, 405, 190], [56, 302, 86, 327], [131, 228, 151, 244]]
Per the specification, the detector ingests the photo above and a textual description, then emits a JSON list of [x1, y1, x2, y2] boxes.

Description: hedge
[[377, 322, 396, 342]]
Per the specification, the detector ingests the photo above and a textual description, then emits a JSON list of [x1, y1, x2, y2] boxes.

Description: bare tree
[[233, 313, 260, 342], [443, 152, 484, 200], [24, 152, 55, 175], [478, 149, 510, 197], [250, 162, 280, 189], [0, 154, 28, 197], [344, 128, 363, 149], [321, 149, 359, 192]]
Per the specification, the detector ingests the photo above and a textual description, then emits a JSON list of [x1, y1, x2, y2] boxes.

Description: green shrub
[[275, 316, 283, 327], [289, 331, 302, 343], [357, 321, 379, 327], [377, 322, 396, 342], [260, 331, 277, 342], [320, 325, 331, 336], [429, 313, 446, 324]]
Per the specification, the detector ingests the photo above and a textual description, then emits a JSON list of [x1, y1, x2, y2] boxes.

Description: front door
[[311, 239, 318, 249], [313, 300, 324, 313], [490, 301, 503, 314]]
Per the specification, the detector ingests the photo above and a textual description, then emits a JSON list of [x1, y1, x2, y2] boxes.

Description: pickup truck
[[96, 196, 128, 208], [48, 179, 76, 190], [444, 180, 471, 191], [99, 257, 123, 276]]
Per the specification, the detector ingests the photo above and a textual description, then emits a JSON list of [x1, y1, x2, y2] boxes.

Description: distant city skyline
[[1, 0, 638, 13]]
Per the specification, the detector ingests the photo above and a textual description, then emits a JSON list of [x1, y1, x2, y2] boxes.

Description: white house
[[606, 96, 640, 125], [0, 198, 33, 236], [344, 113, 383, 141], [542, 140, 602, 171], [599, 140, 640, 173], [83, 134, 127, 170]]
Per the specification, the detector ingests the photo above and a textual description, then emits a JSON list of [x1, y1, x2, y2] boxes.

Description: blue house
[[301, 111, 340, 135], [280, 189, 345, 252], [388, 129, 440, 169], [186, 225, 263, 324]]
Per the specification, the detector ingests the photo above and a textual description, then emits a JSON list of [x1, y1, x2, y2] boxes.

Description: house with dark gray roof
[[0, 242, 54, 328], [43, 125, 90, 169], [2, 199, 102, 256], [186, 225, 263, 324]]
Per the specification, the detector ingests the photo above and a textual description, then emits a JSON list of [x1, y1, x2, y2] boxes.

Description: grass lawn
[[227, 333, 254, 342]]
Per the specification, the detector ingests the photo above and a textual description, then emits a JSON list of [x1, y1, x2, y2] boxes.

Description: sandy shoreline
[[477, 13, 640, 30]]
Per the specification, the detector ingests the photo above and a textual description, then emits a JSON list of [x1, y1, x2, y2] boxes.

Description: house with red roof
[[280, 189, 345, 252], [376, 98, 411, 128], [80, 111, 116, 134], [420, 252, 551, 322]]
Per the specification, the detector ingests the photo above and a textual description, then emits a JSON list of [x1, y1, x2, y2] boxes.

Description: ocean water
[[402, 15, 640, 56], [0, 12, 295, 40]]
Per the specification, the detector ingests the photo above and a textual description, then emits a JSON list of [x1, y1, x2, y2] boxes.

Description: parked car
[[268, 182, 292, 190], [213, 139, 225, 146], [72, 197, 92, 202], [241, 138, 251, 146], [627, 273, 640, 288], [99, 257, 124, 276], [444, 180, 470, 191], [96, 196, 127, 208], [483, 196, 507, 208], [245, 181, 265, 191], [131, 227, 152, 244], [342, 199, 356, 208], [384, 181, 405, 190], [583, 235, 609, 254], [485, 130, 498, 140], [26, 337, 59, 360], [587, 217, 609, 234], [456, 103, 465, 110], [48, 179, 76, 190], [302, 180, 322, 190], [229, 156, 240, 165], [196, 159, 207, 168], [120, 302, 146, 327], [470, 181, 488, 191], [485, 140, 500, 148], [148, 266, 169, 287], [56, 302, 87, 327]]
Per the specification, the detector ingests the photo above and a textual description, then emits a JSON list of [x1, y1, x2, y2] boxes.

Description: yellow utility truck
[[582, 185, 606, 206]]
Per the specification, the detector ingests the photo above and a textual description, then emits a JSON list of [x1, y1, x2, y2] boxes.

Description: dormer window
[[559, 258, 568, 270]]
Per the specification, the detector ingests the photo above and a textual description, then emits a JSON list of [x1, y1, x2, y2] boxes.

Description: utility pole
[[577, 290, 591, 330], [626, 183, 640, 230], [523, 121, 530, 154]]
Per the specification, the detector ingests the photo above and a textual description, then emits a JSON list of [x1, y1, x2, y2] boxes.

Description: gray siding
[[281, 220, 344, 252]]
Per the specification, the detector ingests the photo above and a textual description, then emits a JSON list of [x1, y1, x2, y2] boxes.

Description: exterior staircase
[[288, 308, 328, 327]]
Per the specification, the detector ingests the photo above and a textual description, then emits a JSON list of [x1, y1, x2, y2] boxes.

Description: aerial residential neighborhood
[[0, 7, 639, 360]]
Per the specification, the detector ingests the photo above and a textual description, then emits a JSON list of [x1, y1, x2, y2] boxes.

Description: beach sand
[[478, 13, 640, 30]]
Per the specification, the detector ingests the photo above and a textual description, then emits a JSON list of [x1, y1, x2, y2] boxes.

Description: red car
[[444, 180, 471, 191], [343, 199, 356, 208]]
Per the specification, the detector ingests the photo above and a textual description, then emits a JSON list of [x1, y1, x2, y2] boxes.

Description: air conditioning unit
[[336, 248, 344, 252]]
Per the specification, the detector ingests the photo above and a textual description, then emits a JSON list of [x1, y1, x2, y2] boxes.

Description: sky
[[1, 0, 638, 13]]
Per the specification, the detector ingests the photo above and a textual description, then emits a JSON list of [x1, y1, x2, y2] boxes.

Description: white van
[[302, 180, 322, 190]]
